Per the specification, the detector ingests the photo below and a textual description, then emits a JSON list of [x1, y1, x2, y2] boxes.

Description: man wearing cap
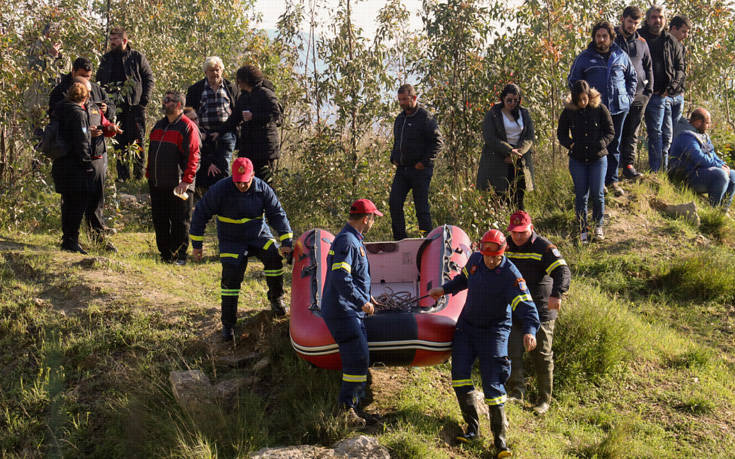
[[429, 229, 539, 458], [320, 199, 383, 427], [190, 157, 293, 341], [504, 211, 571, 415]]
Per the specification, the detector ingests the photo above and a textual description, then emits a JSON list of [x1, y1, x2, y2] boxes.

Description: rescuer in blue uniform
[[320, 199, 383, 427], [190, 157, 293, 341], [429, 229, 539, 458]]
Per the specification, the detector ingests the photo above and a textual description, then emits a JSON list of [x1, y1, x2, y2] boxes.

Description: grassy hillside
[[1, 168, 735, 458]]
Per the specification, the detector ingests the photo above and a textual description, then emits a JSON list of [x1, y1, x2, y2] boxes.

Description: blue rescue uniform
[[190, 176, 293, 328], [442, 253, 540, 406], [321, 224, 372, 409]]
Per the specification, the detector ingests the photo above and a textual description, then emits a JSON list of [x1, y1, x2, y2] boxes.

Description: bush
[[652, 248, 735, 303]]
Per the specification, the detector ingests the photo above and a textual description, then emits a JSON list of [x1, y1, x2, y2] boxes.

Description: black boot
[[61, 238, 87, 254], [266, 276, 288, 316], [490, 404, 511, 458], [455, 391, 481, 443]]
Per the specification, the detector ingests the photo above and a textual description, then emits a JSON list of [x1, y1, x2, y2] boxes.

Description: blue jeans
[[389, 166, 433, 240], [569, 156, 607, 230], [606, 111, 628, 185], [688, 167, 735, 208], [645, 94, 673, 172], [670, 94, 685, 130]]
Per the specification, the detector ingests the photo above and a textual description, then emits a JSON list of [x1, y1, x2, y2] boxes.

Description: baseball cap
[[507, 210, 533, 232], [349, 199, 383, 216], [232, 157, 254, 182]]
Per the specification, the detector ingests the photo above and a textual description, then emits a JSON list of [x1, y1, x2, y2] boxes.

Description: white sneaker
[[580, 231, 589, 244], [594, 226, 604, 240]]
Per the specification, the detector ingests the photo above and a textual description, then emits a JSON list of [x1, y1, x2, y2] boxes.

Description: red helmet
[[479, 229, 507, 256]]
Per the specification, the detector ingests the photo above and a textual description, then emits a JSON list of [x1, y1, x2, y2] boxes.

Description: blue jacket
[[442, 253, 540, 336], [189, 176, 292, 257], [321, 224, 372, 320], [568, 42, 637, 115], [669, 120, 725, 179]]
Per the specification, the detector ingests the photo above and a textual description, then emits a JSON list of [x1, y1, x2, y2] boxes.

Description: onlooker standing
[[615, 6, 654, 180], [145, 91, 200, 264], [668, 15, 691, 134], [389, 84, 443, 240], [476, 84, 535, 211], [186, 56, 239, 196], [96, 26, 154, 181], [557, 80, 615, 242], [568, 20, 637, 196], [218, 65, 281, 184], [639, 6, 685, 172]]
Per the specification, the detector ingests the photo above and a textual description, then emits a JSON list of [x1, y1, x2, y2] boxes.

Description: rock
[[664, 201, 700, 225], [215, 352, 261, 368], [333, 435, 390, 459], [73, 257, 102, 269], [249, 445, 335, 458], [252, 356, 271, 372], [118, 193, 138, 206], [215, 376, 257, 404], [169, 370, 214, 412]]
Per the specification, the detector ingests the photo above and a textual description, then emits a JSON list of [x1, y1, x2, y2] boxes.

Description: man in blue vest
[[190, 157, 293, 341], [429, 229, 539, 458], [321, 199, 383, 427]]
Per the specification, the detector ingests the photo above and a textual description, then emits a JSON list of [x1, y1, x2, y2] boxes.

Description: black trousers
[[61, 186, 90, 245], [149, 184, 193, 262], [620, 93, 650, 168], [389, 166, 433, 240], [85, 155, 107, 233], [115, 105, 146, 181]]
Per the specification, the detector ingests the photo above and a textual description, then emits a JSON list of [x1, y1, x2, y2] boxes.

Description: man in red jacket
[[146, 90, 201, 265]]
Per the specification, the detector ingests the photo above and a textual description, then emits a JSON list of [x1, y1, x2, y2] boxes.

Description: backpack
[[40, 119, 68, 160]]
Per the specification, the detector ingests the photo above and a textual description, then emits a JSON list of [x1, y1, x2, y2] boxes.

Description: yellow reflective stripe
[[190, 234, 204, 241], [279, 232, 293, 241], [505, 251, 543, 260], [546, 259, 568, 275], [485, 394, 507, 406], [511, 293, 533, 311], [216, 215, 262, 224], [264, 269, 284, 277], [328, 250, 335, 255], [221, 288, 239, 297], [462, 267, 469, 277], [332, 262, 351, 273], [342, 373, 367, 383], [263, 239, 275, 250], [452, 379, 473, 388], [220, 253, 239, 259]]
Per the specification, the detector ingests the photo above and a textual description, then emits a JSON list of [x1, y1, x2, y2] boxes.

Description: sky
[[254, 0, 425, 36]]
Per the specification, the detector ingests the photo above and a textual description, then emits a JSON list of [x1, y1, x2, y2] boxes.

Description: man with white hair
[[186, 56, 239, 196]]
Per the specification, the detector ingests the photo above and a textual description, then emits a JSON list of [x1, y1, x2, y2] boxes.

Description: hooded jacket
[[96, 46, 154, 107], [614, 27, 654, 97], [669, 119, 725, 179], [51, 99, 92, 194], [568, 42, 637, 115], [557, 89, 615, 163]]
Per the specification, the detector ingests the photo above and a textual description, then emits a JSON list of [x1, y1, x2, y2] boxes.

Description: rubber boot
[[490, 404, 511, 458], [455, 391, 481, 443], [533, 364, 553, 415], [505, 363, 525, 402], [266, 277, 288, 316]]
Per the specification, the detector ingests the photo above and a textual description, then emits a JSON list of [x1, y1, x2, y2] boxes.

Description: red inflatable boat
[[289, 225, 472, 369]]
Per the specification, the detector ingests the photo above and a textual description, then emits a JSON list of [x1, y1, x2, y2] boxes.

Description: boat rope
[[374, 287, 419, 313]]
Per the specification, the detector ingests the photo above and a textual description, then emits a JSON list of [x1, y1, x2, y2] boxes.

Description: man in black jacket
[[96, 26, 154, 181], [640, 6, 685, 173], [217, 65, 281, 185], [50, 58, 117, 249], [389, 84, 442, 240], [186, 56, 239, 196], [669, 15, 691, 138], [504, 211, 571, 415], [615, 6, 654, 180]]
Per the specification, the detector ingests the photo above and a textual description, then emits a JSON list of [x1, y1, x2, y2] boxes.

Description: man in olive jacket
[[389, 84, 442, 240]]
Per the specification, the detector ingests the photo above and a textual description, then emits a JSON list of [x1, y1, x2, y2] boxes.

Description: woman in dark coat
[[477, 84, 535, 210], [52, 81, 93, 253], [557, 80, 615, 243]]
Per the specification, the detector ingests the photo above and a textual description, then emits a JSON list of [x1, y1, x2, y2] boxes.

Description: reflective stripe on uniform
[[279, 232, 293, 241], [485, 394, 507, 406], [264, 268, 284, 277], [190, 234, 204, 241], [452, 379, 473, 388], [462, 267, 469, 277], [220, 253, 239, 259], [263, 239, 276, 250], [328, 250, 335, 255], [221, 288, 240, 297], [546, 259, 568, 275], [216, 215, 262, 224], [510, 293, 533, 311], [332, 262, 351, 273], [342, 373, 367, 383], [505, 251, 543, 261]]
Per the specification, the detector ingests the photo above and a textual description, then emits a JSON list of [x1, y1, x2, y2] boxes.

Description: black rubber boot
[[455, 391, 481, 443], [490, 404, 511, 457], [533, 364, 553, 415], [266, 276, 288, 316]]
